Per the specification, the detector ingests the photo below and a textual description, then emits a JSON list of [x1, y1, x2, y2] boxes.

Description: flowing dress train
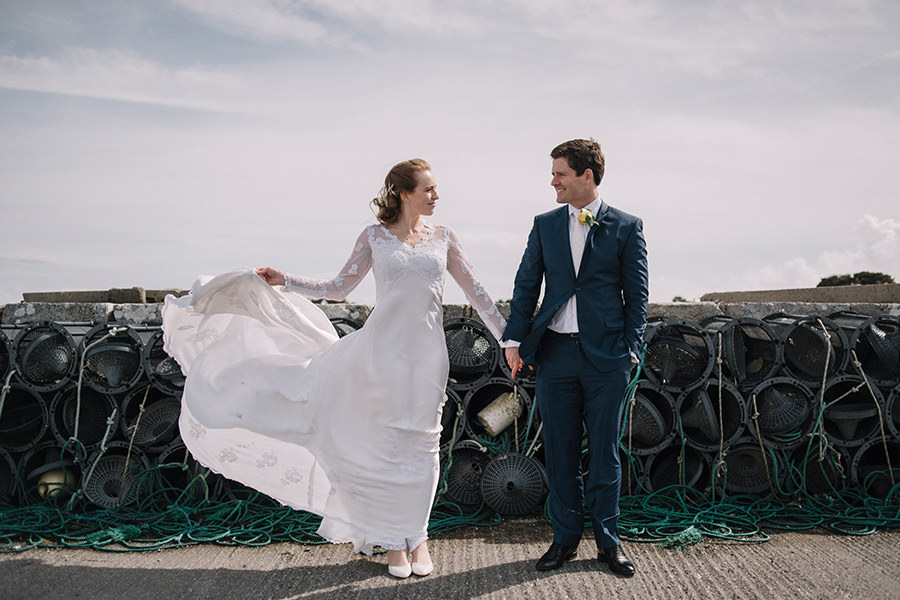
[[162, 222, 506, 554]]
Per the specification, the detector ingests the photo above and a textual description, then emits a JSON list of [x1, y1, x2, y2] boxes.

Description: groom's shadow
[[295, 553, 613, 600], [0, 552, 606, 600]]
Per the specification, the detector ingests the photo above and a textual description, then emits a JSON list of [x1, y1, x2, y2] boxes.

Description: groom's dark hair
[[551, 138, 605, 186]]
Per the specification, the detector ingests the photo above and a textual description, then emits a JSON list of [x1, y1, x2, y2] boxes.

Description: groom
[[503, 138, 648, 577]]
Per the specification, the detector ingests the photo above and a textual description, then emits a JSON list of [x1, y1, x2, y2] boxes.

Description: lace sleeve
[[284, 228, 372, 301], [444, 225, 507, 341]]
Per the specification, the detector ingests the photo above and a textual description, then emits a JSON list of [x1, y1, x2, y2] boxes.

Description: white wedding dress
[[161, 222, 506, 554]]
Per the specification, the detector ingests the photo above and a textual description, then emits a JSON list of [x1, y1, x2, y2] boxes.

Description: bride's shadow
[[1, 517, 614, 600], [0, 552, 599, 600], [296, 556, 603, 600]]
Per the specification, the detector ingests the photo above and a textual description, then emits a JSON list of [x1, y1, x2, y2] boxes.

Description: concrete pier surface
[[1, 517, 898, 600]]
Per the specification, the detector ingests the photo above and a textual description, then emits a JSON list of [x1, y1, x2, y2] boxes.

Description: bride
[[162, 159, 507, 578]]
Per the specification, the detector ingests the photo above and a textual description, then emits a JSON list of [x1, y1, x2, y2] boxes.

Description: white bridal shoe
[[388, 562, 412, 579], [388, 544, 432, 578]]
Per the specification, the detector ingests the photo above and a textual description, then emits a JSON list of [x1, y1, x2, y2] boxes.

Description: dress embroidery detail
[[256, 452, 278, 468]]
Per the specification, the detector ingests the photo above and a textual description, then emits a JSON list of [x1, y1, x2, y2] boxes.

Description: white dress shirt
[[548, 198, 601, 335]]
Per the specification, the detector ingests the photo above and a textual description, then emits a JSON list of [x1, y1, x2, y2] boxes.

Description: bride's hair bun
[[371, 159, 431, 225]]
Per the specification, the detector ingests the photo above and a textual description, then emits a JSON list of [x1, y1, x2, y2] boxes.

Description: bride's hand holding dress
[[255, 267, 285, 287]]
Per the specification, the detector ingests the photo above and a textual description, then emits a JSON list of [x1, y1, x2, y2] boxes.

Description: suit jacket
[[503, 201, 648, 371]]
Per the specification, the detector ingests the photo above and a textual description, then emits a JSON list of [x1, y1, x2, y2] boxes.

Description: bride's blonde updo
[[371, 158, 431, 225]]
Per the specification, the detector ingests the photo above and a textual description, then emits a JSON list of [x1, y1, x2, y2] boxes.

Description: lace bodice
[[284, 222, 506, 340]]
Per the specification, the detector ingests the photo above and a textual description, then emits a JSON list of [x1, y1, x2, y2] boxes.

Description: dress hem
[[319, 534, 430, 556]]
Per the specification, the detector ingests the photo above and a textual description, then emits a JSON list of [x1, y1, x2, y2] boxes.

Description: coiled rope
[[2, 340, 898, 554]]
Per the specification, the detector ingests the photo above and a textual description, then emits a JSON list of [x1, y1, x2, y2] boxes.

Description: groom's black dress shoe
[[535, 542, 578, 571], [599, 545, 635, 577]]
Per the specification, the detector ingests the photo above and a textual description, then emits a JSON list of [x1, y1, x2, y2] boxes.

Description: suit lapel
[[577, 201, 610, 277], [555, 206, 577, 280]]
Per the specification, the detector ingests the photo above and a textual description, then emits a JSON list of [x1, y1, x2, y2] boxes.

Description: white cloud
[[0, 48, 239, 110], [726, 215, 899, 292], [861, 47, 900, 67], [1, 1, 899, 308], [171, 0, 331, 45], [859, 214, 900, 261]]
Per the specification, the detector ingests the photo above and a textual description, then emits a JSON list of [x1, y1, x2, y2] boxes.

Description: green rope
[[3, 341, 899, 554], [2, 425, 899, 553]]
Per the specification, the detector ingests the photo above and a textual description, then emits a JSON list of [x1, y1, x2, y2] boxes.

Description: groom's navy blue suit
[[504, 200, 648, 549]]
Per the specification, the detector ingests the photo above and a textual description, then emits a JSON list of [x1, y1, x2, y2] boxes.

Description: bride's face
[[402, 170, 439, 217]]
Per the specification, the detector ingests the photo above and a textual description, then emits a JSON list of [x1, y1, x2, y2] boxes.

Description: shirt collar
[[568, 198, 602, 218]]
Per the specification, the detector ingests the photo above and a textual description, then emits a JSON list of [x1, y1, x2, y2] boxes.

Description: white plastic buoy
[[37, 468, 77, 499], [477, 391, 524, 437]]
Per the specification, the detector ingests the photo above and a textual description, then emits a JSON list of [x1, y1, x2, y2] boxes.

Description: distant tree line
[[669, 271, 895, 302], [817, 271, 895, 287]]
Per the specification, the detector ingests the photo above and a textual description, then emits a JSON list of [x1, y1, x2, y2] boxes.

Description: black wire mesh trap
[[79, 323, 145, 394], [439, 388, 466, 458], [219, 476, 282, 505], [829, 312, 900, 388], [887, 384, 900, 443], [643, 442, 711, 493], [13, 321, 78, 392], [81, 441, 150, 509], [49, 384, 118, 452], [0, 328, 13, 383], [146, 439, 215, 504], [462, 378, 533, 448], [119, 386, 181, 453], [480, 452, 547, 516], [141, 329, 185, 395], [822, 375, 885, 448], [0, 386, 49, 453], [676, 378, 747, 453], [19, 440, 80, 504], [851, 438, 900, 501], [443, 318, 499, 390], [622, 381, 676, 456], [0, 447, 16, 503], [764, 313, 848, 384], [702, 316, 782, 389], [642, 317, 714, 392], [747, 377, 816, 448], [442, 440, 491, 511], [715, 438, 783, 498], [789, 446, 851, 497], [329, 317, 361, 338]]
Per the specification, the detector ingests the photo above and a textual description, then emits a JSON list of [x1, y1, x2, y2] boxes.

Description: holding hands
[[504, 346, 533, 379]]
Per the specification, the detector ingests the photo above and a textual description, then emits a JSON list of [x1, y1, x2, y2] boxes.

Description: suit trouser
[[535, 331, 630, 549]]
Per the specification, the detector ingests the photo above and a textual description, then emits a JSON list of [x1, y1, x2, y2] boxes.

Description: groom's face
[[551, 157, 593, 208]]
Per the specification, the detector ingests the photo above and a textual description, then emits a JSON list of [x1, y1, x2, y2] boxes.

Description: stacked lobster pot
[[629, 312, 900, 502], [2, 309, 898, 518], [0, 322, 187, 510]]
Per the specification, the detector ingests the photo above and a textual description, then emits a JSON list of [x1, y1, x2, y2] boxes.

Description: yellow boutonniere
[[577, 208, 598, 227]]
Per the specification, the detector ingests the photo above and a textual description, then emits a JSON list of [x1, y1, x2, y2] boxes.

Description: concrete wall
[[5, 282, 898, 326], [700, 283, 900, 304], [2, 299, 899, 328]]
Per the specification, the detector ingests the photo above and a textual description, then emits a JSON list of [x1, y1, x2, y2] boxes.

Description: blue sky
[[1, 0, 898, 305]]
